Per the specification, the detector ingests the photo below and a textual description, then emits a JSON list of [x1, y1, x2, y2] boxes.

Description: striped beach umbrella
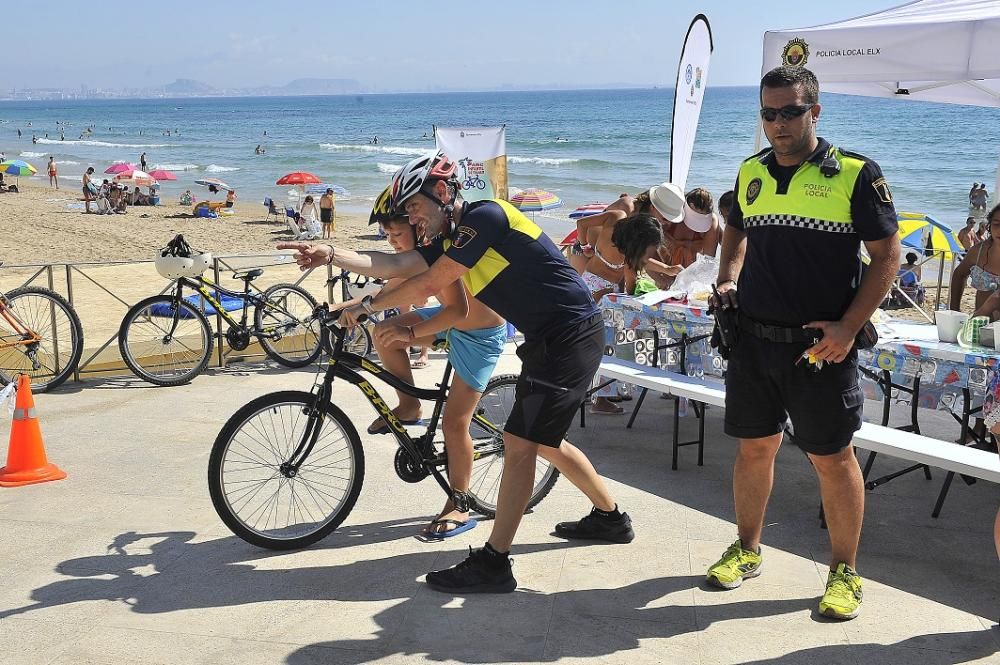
[[569, 202, 610, 219], [194, 177, 232, 191], [510, 188, 562, 212], [0, 160, 37, 177], [897, 212, 964, 258], [114, 169, 157, 187]]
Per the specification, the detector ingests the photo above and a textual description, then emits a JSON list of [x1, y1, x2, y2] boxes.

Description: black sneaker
[[425, 546, 517, 594], [554, 508, 635, 544]]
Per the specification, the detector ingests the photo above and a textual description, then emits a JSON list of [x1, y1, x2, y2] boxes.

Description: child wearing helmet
[[335, 188, 508, 538]]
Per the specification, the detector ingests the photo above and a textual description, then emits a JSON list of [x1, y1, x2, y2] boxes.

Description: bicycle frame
[[283, 321, 506, 498], [159, 274, 304, 342], [0, 295, 42, 350]]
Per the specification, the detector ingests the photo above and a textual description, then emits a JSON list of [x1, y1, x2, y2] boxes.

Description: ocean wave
[[320, 143, 430, 157], [57, 160, 80, 165], [152, 163, 199, 171], [19, 151, 47, 158], [508, 156, 580, 166], [205, 164, 240, 173], [377, 162, 401, 174], [35, 138, 169, 148]]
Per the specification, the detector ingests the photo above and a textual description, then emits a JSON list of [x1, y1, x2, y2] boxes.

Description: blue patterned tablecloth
[[598, 300, 999, 417], [859, 322, 999, 414], [598, 294, 725, 379]]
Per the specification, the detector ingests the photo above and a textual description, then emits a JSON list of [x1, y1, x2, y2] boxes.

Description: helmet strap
[[421, 182, 458, 236]]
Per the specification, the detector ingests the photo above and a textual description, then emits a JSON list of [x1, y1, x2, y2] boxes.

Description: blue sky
[[10, 0, 900, 91]]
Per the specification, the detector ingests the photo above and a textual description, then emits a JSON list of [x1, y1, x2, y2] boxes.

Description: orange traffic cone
[[0, 374, 66, 487]]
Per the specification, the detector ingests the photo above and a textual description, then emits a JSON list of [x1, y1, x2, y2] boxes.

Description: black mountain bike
[[208, 308, 559, 550], [118, 269, 321, 386]]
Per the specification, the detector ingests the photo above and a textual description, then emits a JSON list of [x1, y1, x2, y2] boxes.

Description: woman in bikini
[[950, 204, 1000, 313]]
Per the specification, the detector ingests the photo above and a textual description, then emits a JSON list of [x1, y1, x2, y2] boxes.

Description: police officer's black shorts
[[505, 314, 604, 448], [723, 331, 863, 455]]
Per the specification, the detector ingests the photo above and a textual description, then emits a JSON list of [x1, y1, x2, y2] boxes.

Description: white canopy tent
[[761, 0, 1000, 195], [762, 0, 1000, 106]]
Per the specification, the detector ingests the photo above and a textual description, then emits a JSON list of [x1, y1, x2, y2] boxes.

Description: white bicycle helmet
[[390, 151, 458, 210], [154, 235, 213, 279]]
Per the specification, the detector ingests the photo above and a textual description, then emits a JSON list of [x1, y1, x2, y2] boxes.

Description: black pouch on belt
[[709, 304, 740, 359], [854, 320, 878, 350]]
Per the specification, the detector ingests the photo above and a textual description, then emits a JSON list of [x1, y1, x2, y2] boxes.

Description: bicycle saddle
[[233, 268, 264, 281]]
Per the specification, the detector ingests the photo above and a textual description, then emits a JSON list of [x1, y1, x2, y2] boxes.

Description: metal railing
[[0, 254, 334, 386]]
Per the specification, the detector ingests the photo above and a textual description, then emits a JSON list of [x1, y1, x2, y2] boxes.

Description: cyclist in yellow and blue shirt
[[279, 152, 634, 594]]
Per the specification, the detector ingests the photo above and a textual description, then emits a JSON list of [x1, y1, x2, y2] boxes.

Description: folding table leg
[[932, 471, 956, 518], [627, 387, 650, 429]]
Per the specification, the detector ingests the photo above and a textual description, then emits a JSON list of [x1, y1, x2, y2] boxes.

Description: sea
[[2, 87, 999, 237]]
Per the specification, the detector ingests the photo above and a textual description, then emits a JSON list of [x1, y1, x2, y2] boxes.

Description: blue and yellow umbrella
[[0, 159, 37, 177], [897, 212, 964, 259]]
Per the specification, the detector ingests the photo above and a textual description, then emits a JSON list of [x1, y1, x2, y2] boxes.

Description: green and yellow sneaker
[[706, 539, 762, 589], [819, 563, 863, 620]]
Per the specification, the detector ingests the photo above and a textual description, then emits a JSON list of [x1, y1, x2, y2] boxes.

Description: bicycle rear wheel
[[208, 391, 365, 550], [256, 283, 321, 367], [467, 374, 559, 517], [118, 295, 213, 386], [0, 286, 83, 393]]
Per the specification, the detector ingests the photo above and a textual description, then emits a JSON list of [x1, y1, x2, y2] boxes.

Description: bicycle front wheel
[[256, 283, 321, 367], [118, 295, 213, 386], [208, 391, 365, 550], [0, 286, 83, 393], [467, 374, 559, 517]]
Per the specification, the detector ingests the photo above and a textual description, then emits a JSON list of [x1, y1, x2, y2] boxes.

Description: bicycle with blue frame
[[118, 235, 323, 386], [207, 307, 559, 550]]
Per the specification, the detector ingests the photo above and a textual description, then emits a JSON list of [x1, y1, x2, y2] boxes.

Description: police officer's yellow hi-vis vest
[[736, 146, 866, 233]]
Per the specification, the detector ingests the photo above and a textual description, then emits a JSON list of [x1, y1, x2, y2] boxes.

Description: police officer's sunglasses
[[759, 104, 814, 122]]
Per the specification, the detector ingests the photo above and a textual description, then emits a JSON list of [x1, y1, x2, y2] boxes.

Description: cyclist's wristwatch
[[360, 295, 377, 316]]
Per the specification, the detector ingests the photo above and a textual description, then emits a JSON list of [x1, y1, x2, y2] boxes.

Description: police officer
[[707, 66, 899, 620]]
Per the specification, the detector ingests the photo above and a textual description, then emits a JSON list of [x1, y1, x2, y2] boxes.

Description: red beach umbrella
[[147, 169, 177, 181], [276, 172, 322, 186]]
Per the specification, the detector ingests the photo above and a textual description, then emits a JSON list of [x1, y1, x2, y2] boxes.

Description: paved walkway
[[1, 345, 998, 664]]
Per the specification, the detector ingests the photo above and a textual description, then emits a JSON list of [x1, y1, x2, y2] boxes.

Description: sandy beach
[[0, 182, 382, 266]]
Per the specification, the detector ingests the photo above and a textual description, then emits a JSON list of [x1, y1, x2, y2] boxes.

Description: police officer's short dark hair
[[760, 66, 819, 105]]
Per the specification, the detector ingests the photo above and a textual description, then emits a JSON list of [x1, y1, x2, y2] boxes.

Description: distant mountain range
[[160, 77, 363, 97]]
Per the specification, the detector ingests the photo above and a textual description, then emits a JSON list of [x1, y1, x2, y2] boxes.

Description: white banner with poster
[[670, 14, 713, 192], [435, 127, 508, 203]]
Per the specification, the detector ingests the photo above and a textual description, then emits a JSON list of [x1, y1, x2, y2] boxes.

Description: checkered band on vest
[[743, 214, 856, 234]]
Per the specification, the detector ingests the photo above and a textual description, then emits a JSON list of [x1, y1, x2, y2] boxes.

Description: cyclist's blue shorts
[[415, 306, 506, 393]]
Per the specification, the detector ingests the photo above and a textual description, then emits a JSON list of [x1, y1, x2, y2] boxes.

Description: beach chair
[[285, 206, 296, 222], [263, 197, 281, 223]]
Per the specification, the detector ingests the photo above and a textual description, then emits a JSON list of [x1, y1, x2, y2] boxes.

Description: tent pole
[[935, 249, 945, 309]]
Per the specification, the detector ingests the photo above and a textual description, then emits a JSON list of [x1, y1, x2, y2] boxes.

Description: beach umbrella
[[897, 212, 964, 258], [510, 188, 562, 212], [105, 162, 136, 174], [194, 177, 232, 191], [0, 160, 37, 177], [568, 202, 610, 219], [114, 169, 157, 187], [147, 169, 177, 181], [276, 172, 322, 186]]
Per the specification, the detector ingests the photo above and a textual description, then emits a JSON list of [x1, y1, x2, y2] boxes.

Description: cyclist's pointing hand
[[276, 242, 331, 271]]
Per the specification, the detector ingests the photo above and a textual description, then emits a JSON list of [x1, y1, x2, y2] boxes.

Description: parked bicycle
[[208, 307, 558, 550], [118, 235, 322, 386], [0, 271, 84, 392], [325, 268, 388, 358]]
